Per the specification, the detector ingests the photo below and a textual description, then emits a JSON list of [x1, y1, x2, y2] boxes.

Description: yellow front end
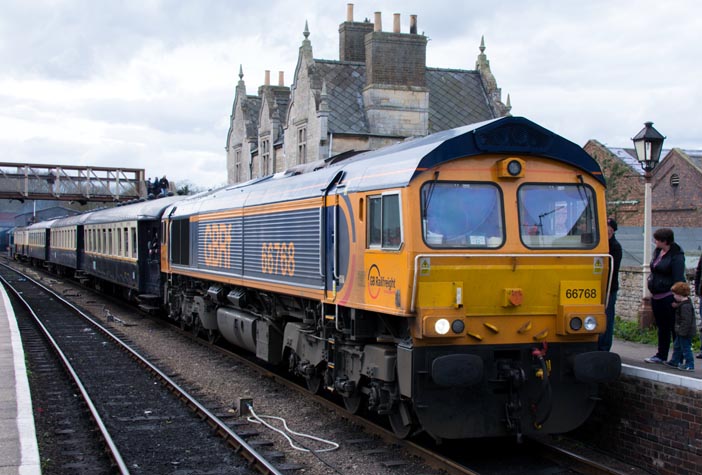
[[412, 254, 609, 346]]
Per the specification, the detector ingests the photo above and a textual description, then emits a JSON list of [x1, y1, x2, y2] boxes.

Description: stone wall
[[615, 266, 699, 321], [573, 375, 702, 475]]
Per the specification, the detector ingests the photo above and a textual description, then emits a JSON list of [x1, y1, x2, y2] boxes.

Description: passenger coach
[[81, 196, 183, 300]]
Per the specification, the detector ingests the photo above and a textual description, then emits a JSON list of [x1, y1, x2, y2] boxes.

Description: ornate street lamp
[[632, 121, 665, 327]]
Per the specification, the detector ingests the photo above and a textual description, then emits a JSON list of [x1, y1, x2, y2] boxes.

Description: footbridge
[[0, 163, 146, 203]]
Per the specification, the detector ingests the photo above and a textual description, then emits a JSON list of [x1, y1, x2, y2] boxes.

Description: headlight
[[507, 160, 522, 176], [584, 316, 597, 331], [569, 317, 583, 331], [434, 318, 450, 335]]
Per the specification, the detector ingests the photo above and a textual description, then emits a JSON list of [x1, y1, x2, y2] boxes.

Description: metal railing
[[0, 163, 146, 202]]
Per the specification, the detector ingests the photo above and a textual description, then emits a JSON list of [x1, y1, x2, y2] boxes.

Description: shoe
[[677, 364, 694, 372], [696, 353, 702, 359], [644, 355, 664, 364], [664, 360, 680, 368]]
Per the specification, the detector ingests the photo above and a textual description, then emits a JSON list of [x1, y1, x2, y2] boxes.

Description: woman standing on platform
[[644, 228, 686, 364]]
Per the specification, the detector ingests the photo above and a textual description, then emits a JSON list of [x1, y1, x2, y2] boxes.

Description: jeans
[[669, 336, 694, 368], [651, 295, 676, 360], [598, 290, 618, 351]]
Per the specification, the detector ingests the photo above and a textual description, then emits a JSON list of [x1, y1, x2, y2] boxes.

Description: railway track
[[0, 263, 288, 475], [3, 258, 648, 475]]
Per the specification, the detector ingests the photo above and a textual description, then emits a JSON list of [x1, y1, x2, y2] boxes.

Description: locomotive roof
[[168, 116, 604, 218], [81, 196, 185, 225]]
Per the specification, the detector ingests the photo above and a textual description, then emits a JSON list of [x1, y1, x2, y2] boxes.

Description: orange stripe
[[169, 267, 325, 300]]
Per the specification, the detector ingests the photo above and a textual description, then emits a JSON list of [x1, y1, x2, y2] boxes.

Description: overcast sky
[[1, 0, 700, 189]]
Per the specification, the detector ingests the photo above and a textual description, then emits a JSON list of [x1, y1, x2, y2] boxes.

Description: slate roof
[[426, 68, 494, 133], [313, 60, 368, 134], [311, 60, 496, 136], [604, 147, 672, 176], [242, 95, 262, 139]]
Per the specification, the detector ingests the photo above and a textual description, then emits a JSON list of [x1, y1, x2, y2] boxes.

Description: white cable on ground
[[246, 404, 339, 453]]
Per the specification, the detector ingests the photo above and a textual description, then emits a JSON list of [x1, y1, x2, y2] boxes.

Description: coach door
[[138, 221, 161, 296]]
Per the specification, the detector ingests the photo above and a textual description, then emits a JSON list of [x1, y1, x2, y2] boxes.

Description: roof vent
[[670, 173, 680, 187]]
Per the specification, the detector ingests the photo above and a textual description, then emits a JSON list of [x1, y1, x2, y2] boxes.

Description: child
[[664, 282, 696, 371]]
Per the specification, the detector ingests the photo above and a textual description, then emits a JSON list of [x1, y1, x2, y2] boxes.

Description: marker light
[[451, 319, 465, 334], [569, 317, 583, 331], [584, 316, 598, 331], [435, 318, 450, 335]]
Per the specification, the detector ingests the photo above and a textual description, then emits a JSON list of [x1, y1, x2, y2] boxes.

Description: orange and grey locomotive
[[161, 116, 621, 440]]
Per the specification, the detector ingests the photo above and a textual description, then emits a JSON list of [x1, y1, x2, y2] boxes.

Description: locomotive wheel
[[388, 401, 414, 439], [343, 394, 363, 414]]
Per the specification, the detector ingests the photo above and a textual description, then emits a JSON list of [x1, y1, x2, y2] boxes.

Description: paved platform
[[0, 284, 41, 475]]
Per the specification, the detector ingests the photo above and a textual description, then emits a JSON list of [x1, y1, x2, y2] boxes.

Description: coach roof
[[83, 196, 185, 225]]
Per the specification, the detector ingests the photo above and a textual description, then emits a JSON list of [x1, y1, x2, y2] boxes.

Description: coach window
[[131, 227, 137, 258], [123, 228, 129, 257], [518, 184, 598, 249], [367, 193, 403, 250]]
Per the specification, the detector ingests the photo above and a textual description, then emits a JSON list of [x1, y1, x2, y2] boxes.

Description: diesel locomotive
[[13, 116, 621, 441]]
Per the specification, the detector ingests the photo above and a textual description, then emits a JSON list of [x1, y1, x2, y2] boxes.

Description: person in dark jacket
[[644, 228, 686, 364], [695, 255, 702, 359], [664, 282, 696, 371], [598, 217, 623, 351], [159, 176, 169, 197]]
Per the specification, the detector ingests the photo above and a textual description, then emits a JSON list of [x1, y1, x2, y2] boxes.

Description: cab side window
[[367, 193, 402, 250]]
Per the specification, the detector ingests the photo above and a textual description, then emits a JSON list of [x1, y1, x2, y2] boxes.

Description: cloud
[[0, 0, 700, 189]]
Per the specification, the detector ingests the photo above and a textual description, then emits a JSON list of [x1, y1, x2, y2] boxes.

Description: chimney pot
[[264, 70, 270, 86], [278, 71, 284, 86], [347, 3, 353, 22], [374, 12, 382, 32], [393, 13, 400, 33], [410, 15, 417, 34]]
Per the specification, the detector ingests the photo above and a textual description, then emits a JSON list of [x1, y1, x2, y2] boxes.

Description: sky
[[0, 0, 700, 190]]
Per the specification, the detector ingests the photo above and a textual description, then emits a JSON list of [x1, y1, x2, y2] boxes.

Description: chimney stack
[[393, 14, 400, 33], [338, 3, 374, 62]]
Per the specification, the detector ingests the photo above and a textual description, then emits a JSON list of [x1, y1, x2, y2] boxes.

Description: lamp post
[[632, 121, 665, 327]]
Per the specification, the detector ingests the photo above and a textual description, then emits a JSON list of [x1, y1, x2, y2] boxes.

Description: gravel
[[31, 271, 441, 475]]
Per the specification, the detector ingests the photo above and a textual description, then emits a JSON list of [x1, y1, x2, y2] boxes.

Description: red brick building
[[584, 141, 702, 228]]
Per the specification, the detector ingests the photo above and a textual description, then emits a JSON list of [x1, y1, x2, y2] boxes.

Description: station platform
[[0, 278, 699, 475], [0, 284, 41, 475]]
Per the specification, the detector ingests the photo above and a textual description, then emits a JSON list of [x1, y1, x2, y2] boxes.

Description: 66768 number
[[564, 288, 597, 299]]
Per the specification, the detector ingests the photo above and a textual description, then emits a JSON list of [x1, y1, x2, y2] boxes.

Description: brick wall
[[365, 32, 427, 87], [573, 375, 702, 475], [339, 21, 373, 62]]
